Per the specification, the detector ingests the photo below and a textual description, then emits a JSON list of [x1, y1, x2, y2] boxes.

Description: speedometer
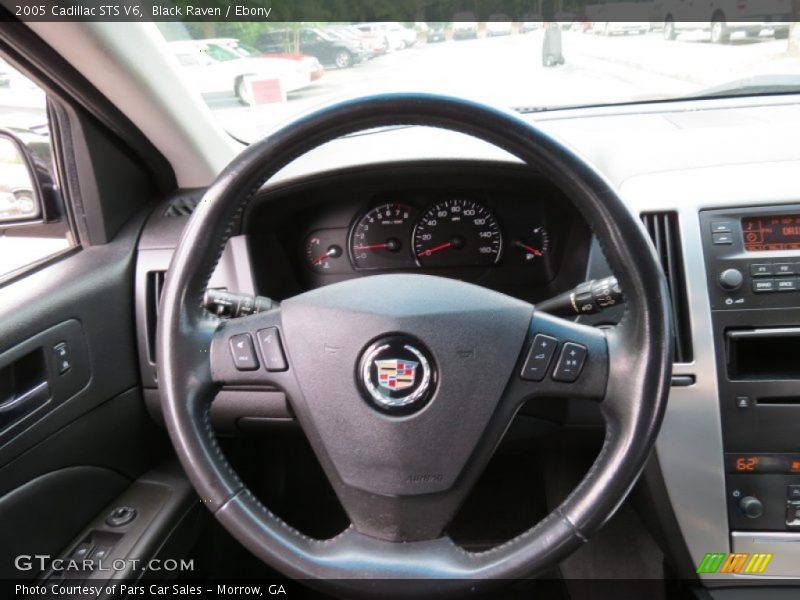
[[413, 199, 502, 267]]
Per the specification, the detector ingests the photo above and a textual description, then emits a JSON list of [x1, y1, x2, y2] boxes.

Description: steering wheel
[[157, 94, 671, 596]]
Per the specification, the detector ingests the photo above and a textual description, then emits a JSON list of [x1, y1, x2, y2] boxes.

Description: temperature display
[[725, 453, 800, 474], [742, 214, 800, 251]]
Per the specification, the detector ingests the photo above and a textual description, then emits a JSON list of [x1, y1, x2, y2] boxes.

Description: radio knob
[[719, 268, 744, 291], [739, 496, 764, 519]]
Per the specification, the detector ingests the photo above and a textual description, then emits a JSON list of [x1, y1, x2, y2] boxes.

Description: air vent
[[163, 191, 204, 217], [640, 212, 693, 363], [146, 271, 166, 363]]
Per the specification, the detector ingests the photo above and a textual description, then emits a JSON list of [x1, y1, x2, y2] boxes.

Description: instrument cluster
[[303, 197, 552, 274]]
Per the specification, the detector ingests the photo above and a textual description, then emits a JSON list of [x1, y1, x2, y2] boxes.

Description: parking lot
[[210, 27, 800, 141], [1, 23, 798, 276]]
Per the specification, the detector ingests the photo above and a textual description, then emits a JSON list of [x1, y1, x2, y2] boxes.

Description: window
[[204, 44, 237, 62], [0, 58, 75, 280]]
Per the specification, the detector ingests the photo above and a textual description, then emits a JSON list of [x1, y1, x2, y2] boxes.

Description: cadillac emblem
[[358, 336, 435, 412]]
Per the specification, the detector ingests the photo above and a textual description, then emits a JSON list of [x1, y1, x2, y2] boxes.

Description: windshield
[[155, 20, 800, 143]]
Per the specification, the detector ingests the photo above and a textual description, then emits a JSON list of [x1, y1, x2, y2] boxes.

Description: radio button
[[750, 264, 773, 277], [776, 277, 797, 292], [719, 268, 744, 291], [752, 279, 776, 293], [711, 221, 732, 233], [774, 263, 795, 276], [713, 232, 733, 245]]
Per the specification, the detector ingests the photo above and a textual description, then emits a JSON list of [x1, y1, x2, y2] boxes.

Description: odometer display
[[413, 199, 502, 267]]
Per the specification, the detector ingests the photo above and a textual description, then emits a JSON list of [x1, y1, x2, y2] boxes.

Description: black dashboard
[[244, 163, 593, 303]]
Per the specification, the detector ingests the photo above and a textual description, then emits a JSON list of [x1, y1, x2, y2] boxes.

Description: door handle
[[0, 380, 50, 431]]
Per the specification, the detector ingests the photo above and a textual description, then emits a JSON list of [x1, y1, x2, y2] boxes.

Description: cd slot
[[757, 397, 800, 406]]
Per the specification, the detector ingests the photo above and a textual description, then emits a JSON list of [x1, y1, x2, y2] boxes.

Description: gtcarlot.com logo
[[14, 554, 194, 573], [696, 552, 773, 574]]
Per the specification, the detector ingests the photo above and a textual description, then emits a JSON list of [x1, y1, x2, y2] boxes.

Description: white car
[[384, 22, 418, 48], [169, 40, 312, 105], [486, 16, 513, 37], [658, 0, 791, 43], [207, 38, 324, 83], [355, 23, 405, 52], [452, 15, 479, 40], [594, 22, 650, 35]]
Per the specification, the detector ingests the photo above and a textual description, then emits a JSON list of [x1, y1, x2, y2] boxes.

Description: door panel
[[0, 209, 165, 579]]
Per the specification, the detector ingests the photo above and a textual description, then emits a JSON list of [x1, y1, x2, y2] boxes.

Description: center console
[[701, 205, 800, 535]]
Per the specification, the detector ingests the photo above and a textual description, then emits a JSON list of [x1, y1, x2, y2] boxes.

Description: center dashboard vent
[[640, 212, 693, 363]]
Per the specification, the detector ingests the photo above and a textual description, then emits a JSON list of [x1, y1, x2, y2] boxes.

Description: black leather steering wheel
[[157, 94, 671, 596]]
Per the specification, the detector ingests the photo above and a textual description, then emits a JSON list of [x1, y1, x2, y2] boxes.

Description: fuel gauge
[[305, 233, 343, 272], [512, 226, 550, 263]]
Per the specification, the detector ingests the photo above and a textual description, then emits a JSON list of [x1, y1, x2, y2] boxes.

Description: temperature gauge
[[305, 233, 343, 272], [512, 226, 550, 263]]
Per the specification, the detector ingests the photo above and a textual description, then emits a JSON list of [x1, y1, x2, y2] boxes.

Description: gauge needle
[[352, 243, 388, 250], [514, 241, 543, 256], [311, 248, 337, 265], [417, 242, 452, 257]]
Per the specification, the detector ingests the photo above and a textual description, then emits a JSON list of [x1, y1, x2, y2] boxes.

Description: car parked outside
[[520, 17, 543, 33], [486, 16, 514, 37], [658, 0, 791, 43], [452, 14, 479, 40], [593, 22, 650, 35], [210, 38, 324, 82], [354, 23, 404, 52], [427, 24, 447, 43], [330, 25, 388, 58], [169, 40, 309, 105], [257, 28, 365, 69]]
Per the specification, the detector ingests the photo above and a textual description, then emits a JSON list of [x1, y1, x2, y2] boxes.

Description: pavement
[[210, 28, 800, 142]]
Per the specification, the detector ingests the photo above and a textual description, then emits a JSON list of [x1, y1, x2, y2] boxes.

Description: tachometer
[[413, 199, 502, 267], [349, 203, 415, 270]]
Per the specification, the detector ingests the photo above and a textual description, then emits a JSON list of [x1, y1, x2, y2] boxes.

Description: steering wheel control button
[[358, 336, 435, 414], [552, 342, 588, 383], [229, 334, 258, 371], [520, 334, 558, 381], [257, 328, 287, 372], [105, 506, 137, 527]]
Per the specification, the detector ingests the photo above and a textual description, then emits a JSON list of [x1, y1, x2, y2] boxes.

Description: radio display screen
[[742, 214, 800, 251]]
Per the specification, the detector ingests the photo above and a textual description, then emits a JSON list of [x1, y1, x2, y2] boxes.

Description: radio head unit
[[701, 206, 800, 311]]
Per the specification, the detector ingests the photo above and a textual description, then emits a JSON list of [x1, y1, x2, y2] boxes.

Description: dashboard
[[243, 163, 591, 303]]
